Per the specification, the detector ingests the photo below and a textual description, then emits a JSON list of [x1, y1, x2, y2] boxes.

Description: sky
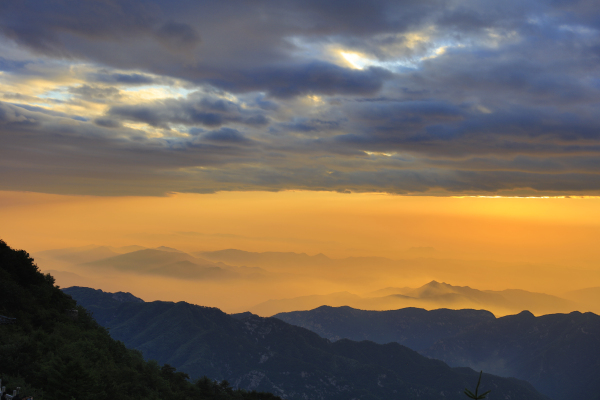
[[1, 1, 600, 310]]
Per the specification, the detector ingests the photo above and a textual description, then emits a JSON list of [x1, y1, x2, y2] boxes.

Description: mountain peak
[[515, 310, 535, 318], [154, 246, 185, 253], [111, 291, 144, 303]]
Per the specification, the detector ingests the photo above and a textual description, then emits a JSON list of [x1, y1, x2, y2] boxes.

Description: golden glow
[[2, 190, 599, 313], [340, 51, 368, 69], [364, 151, 394, 157]]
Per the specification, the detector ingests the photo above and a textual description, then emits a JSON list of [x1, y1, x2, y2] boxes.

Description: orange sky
[[2, 190, 599, 262], [2, 190, 600, 294]]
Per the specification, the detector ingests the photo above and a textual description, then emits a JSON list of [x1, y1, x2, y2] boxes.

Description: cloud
[[202, 128, 251, 144], [206, 63, 393, 98], [88, 72, 157, 85], [155, 21, 201, 51], [106, 94, 270, 129], [1, 0, 600, 195], [2, 97, 600, 196], [69, 85, 121, 103], [93, 117, 122, 128]]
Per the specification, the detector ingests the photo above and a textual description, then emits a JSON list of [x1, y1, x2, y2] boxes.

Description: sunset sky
[[1, 1, 600, 311]]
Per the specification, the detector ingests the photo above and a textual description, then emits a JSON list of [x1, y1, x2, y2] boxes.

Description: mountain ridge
[[274, 304, 600, 400], [64, 286, 550, 400], [249, 280, 576, 317]]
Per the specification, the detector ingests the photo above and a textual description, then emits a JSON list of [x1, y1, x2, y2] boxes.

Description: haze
[[1, 1, 600, 317], [1, 190, 599, 316]]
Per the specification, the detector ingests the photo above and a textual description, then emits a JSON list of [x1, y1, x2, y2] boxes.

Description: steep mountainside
[[422, 310, 600, 400], [65, 286, 549, 400], [274, 305, 495, 350], [0, 240, 281, 400], [275, 304, 600, 400]]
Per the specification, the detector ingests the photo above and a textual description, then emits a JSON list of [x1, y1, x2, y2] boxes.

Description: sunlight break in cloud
[[1, 0, 600, 196]]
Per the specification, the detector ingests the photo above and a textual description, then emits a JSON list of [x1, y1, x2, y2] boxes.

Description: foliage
[[464, 371, 491, 399], [0, 240, 281, 400]]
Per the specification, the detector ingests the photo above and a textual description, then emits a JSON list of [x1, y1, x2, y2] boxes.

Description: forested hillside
[[0, 240, 280, 400], [66, 286, 550, 400]]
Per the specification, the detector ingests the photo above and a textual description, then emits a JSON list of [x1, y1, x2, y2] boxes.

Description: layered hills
[[274, 306, 496, 351], [250, 280, 576, 317], [0, 240, 280, 400], [36, 245, 600, 317], [37, 246, 265, 282], [422, 310, 600, 400], [65, 286, 548, 400], [275, 305, 600, 400]]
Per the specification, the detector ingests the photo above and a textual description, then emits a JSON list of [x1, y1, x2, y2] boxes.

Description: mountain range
[[250, 280, 577, 317], [274, 305, 600, 400], [37, 246, 265, 281], [36, 245, 600, 317], [422, 310, 600, 400], [274, 306, 496, 351], [64, 286, 548, 400]]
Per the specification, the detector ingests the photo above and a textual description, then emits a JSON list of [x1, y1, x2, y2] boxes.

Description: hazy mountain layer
[[564, 287, 600, 313], [274, 306, 495, 351], [36, 246, 600, 316], [250, 280, 576, 317], [81, 249, 265, 281], [65, 287, 549, 400]]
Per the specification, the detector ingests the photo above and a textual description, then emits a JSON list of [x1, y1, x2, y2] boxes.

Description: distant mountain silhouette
[[274, 305, 495, 351], [564, 286, 600, 314], [250, 280, 576, 316], [36, 245, 121, 264], [154, 245, 187, 253], [38, 246, 600, 316], [64, 287, 549, 400], [42, 269, 92, 288], [81, 248, 265, 280], [33, 244, 147, 273], [84, 248, 199, 271], [422, 310, 600, 400], [113, 244, 147, 253], [249, 292, 363, 316]]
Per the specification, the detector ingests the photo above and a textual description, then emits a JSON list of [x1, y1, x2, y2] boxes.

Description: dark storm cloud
[[277, 118, 342, 134], [89, 72, 157, 85], [206, 63, 392, 98], [0, 101, 262, 195], [202, 127, 251, 144], [107, 95, 269, 129], [2, 0, 600, 195], [93, 117, 122, 129], [2, 99, 600, 196], [333, 101, 600, 158], [0, 0, 397, 96], [0, 0, 155, 54], [5, 103, 87, 122], [155, 21, 201, 50]]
